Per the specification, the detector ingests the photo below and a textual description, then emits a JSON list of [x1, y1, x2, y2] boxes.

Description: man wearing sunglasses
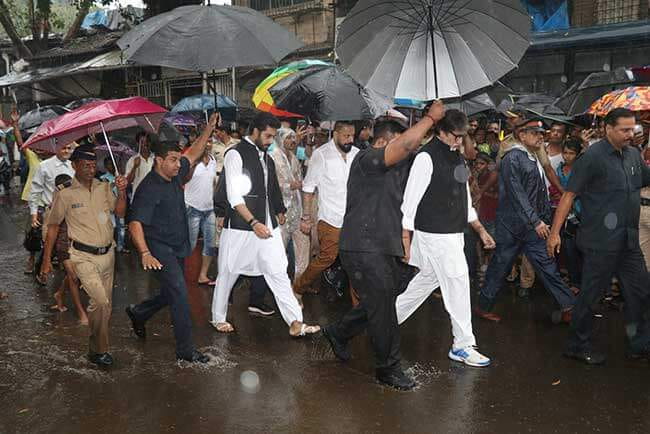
[[476, 117, 575, 324], [397, 109, 495, 368]]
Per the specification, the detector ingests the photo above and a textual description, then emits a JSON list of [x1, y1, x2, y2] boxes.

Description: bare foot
[[50, 292, 67, 312], [0, 292, 8, 300], [78, 316, 89, 326], [289, 321, 321, 337]]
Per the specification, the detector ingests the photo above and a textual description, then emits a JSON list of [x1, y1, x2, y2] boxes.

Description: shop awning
[[0, 50, 129, 87]]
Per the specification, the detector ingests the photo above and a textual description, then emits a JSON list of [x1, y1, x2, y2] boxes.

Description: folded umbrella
[[19, 105, 69, 134], [336, 0, 530, 100]]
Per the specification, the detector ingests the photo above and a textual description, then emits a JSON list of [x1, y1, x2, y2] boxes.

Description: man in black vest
[[322, 102, 445, 391], [476, 117, 575, 323], [396, 109, 495, 368], [210, 112, 320, 337]]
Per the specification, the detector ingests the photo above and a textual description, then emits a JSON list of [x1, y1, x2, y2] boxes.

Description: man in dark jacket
[[475, 117, 575, 323]]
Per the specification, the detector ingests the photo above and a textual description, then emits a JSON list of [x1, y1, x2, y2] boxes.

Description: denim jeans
[[110, 213, 126, 251], [186, 206, 217, 257]]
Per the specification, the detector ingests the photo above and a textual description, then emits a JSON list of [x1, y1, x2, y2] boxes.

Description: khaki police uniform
[[48, 178, 117, 354]]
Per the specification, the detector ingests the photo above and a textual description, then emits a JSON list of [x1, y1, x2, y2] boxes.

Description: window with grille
[[572, 0, 648, 26]]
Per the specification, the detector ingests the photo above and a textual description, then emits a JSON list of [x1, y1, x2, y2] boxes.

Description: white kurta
[[211, 138, 302, 326], [395, 150, 478, 350]]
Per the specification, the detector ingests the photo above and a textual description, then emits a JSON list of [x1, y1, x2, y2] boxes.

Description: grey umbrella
[[336, 0, 531, 101], [269, 64, 393, 121], [19, 105, 69, 134], [554, 68, 644, 116], [117, 4, 303, 72]]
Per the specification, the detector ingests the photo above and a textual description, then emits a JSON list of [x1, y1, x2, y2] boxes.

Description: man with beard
[[210, 112, 320, 337], [322, 102, 445, 391], [293, 121, 359, 305], [126, 113, 219, 364]]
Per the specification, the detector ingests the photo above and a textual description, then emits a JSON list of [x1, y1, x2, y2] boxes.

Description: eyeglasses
[[450, 132, 466, 141]]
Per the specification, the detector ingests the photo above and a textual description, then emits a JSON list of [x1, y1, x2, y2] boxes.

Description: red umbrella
[[22, 97, 167, 174]]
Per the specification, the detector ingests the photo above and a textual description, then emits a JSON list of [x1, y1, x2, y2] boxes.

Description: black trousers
[[567, 247, 650, 353], [132, 247, 195, 358], [329, 251, 402, 372]]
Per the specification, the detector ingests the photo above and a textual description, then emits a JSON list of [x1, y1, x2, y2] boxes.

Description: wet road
[[1, 197, 649, 434]]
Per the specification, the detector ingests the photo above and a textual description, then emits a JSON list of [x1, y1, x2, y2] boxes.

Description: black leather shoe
[[177, 350, 210, 364], [322, 325, 350, 362], [563, 349, 606, 365], [376, 368, 416, 391], [126, 305, 146, 339], [88, 352, 114, 367]]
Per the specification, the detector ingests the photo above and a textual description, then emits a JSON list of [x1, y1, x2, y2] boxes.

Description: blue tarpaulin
[[522, 0, 569, 32], [82, 10, 109, 29]]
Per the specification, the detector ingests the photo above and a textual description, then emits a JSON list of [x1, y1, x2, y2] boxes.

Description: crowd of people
[[2, 98, 649, 391]]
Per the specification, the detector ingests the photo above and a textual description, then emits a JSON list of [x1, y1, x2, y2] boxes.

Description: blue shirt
[[128, 158, 192, 258]]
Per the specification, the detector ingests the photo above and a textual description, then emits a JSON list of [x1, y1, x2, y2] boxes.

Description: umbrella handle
[[100, 121, 120, 177]]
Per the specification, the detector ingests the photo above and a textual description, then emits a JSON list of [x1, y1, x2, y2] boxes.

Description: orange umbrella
[[588, 86, 650, 116]]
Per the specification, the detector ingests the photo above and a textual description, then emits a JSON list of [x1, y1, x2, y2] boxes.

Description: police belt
[[642, 197, 650, 207], [72, 240, 112, 255]]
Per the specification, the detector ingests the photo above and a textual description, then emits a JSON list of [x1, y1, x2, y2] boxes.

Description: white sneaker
[[448, 346, 491, 367]]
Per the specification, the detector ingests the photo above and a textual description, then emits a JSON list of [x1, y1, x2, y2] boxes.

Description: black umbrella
[[19, 105, 69, 133], [65, 98, 103, 111], [497, 94, 571, 123], [554, 67, 644, 116], [268, 64, 392, 121], [117, 4, 304, 110]]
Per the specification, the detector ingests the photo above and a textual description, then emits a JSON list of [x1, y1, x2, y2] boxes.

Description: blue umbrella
[[171, 94, 236, 112]]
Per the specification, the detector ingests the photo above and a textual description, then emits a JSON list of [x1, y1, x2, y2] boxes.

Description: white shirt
[[302, 140, 358, 228], [28, 156, 75, 214], [223, 137, 271, 226], [125, 153, 155, 195], [184, 156, 217, 211], [401, 152, 477, 232]]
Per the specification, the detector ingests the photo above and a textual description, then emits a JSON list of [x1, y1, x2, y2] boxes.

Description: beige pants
[[69, 247, 115, 354], [281, 225, 310, 279], [640, 205, 650, 270], [520, 256, 536, 289]]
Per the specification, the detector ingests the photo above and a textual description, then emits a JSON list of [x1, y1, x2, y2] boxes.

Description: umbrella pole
[[100, 121, 120, 176], [428, 12, 438, 98]]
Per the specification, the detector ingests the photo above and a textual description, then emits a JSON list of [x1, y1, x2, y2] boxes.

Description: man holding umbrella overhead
[[40, 144, 128, 367], [126, 113, 219, 364]]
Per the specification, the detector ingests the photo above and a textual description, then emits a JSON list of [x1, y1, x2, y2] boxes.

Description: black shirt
[[129, 157, 192, 258], [339, 146, 412, 257], [567, 139, 650, 251]]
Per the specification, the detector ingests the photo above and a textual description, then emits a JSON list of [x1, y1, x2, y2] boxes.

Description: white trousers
[[396, 232, 476, 350], [210, 230, 303, 326]]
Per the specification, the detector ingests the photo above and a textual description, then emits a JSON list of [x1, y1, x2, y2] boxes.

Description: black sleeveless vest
[[414, 138, 469, 234], [220, 140, 286, 231]]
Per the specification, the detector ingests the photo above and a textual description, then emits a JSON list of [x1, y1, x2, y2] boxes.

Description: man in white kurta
[[395, 110, 495, 367], [210, 113, 319, 337]]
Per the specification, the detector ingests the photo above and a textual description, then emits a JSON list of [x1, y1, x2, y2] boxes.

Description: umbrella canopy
[[18, 105, 69, 133], [497, 93, 570, 122], [22, 97, 167, 153], [554, 68, 640, 116], [65, 97, 103, 111], [396, 93, 496, 116], [588, 86, 650, 116], [171, 94, 236, 112], [253, 60, 330, 117], [117, 4, 303, 72], [336, 0, 530, 100], [262, 62, 393, 121]]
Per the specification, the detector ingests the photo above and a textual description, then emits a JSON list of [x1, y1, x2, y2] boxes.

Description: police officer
[[548, 108, 650, 364], [40, 144, 127, 367]]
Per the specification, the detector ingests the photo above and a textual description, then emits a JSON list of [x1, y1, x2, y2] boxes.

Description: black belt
[[642, 198, 650, 207], [72, 241, 112, 255]]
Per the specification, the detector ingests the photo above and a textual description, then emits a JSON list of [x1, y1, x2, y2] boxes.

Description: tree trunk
[[0, 0, 34, 59], [63, 0, 93, 42]]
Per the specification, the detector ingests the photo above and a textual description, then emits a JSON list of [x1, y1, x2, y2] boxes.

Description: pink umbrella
[[22, 97, 167, 174]]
